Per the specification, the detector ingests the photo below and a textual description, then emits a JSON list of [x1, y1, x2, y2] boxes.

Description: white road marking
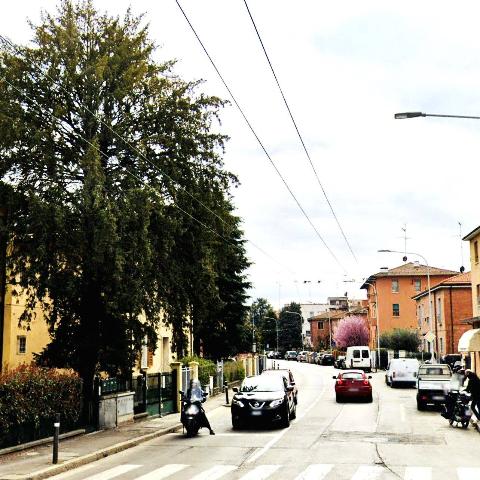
[[404, 466, 431, 480], [214, 433, 276, 437], [238, 465, 280, 480], [457, 467, 480, 480], [351, 465, 384, 480], [188, 465, 237, 480], [246, 382, 327, 464], [84, 465, 141, 480], [294, 464, 334, 480], [134, 464, 188, 480]]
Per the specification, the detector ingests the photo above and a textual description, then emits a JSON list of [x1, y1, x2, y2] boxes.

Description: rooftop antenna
[[459, 222, 465, 273], [401, 224, 410, 260]]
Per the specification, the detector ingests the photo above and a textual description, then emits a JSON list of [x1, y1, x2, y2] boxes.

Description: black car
[[334, 355, 346, 369], [261, 368, 298, 404], [231, 375, 296, 429], [321, 354, 335, 366]]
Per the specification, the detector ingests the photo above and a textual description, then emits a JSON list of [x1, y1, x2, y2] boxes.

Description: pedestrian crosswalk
[[77, 463, 480, 480]]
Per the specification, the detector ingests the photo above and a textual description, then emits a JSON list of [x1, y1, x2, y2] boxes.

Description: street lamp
[[394, 111, 480, 120], [378, 249, 434, 359]]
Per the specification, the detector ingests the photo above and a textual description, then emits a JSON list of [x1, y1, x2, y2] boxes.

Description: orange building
[[361, 263, 457, 353]]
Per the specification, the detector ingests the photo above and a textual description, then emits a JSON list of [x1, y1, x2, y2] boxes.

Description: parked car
[[416, 363, 452, 410], [334, 355, 346, 369], [261, 368, 298, 404], [385, 358, 419, 387], [310, 352, 319, 364], [266, 351, 280, 359], [285, 350, 298, 361], [345, 346, 372, 372], [231, 375, 296, 429], [316, 352, 326, 365], [297, 351, 309, 362], [333, 370, 373, 403], [321, 354, 335, 366]]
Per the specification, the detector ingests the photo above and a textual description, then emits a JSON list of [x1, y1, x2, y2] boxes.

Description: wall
[[469, 232, 480, 318]]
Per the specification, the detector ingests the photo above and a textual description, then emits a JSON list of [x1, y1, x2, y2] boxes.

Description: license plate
[[432, 395, 444, 401], [350, 388, 359, 392], [251, 411, 262, 416]]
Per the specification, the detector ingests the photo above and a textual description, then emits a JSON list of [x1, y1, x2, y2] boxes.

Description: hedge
[[224, 361, 245, 383], [0, 365, 82, 448], [180, 356, 216, 387]]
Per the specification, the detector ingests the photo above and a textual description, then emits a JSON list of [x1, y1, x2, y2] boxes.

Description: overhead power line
[[0, 33, 296, 276], [242, 0, 358, 264], [175, 0, 346, 273]]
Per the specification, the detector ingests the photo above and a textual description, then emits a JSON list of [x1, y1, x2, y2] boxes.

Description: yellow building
[[460, 225, 480, 374]]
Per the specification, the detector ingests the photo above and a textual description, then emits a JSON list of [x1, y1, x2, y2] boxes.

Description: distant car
[[345, 346, 372, 372], [333, 370, 373, 403], [316, 352, 326, 365], [266, 351, 278, 359], [310, 352, 319, 364], [231, 375, 296, 429], [385, 358, 419, 387], [297, 351, 309, 362], [261, 368, 298, 404], [321, 354, 335, 366], [285, 351, 298, 361], [334, 356, 346, 369]]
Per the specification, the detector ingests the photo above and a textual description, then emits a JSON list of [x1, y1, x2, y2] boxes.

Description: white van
[[385, 358, 419, 387], [345, 346, 371, 372]]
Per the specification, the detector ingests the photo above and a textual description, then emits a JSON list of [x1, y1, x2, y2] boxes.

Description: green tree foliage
[[380, 329, 421, 352], [0, 0, 249, 402], [278, 302, 302, 351], [249, 298, 277, 352]]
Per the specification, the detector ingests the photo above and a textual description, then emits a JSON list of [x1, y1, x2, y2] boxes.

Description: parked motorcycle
[[441, 390, 472, 429], [179, 381, 208, 437]]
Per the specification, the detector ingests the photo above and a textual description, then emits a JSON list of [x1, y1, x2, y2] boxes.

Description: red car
[[333, 370, 373, 403]]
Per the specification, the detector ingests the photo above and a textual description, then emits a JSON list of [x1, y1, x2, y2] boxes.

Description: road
[[52, 360, 480, 480]]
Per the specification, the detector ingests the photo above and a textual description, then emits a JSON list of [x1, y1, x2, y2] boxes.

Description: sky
[[2, 1, 480, 310]]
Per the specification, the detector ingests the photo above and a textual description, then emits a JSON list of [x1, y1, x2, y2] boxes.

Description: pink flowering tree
[[333, 316, 369, 349]]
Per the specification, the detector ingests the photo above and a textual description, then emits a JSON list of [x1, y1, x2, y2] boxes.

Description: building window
[[440, 337, 444, 354], [309, 311, 314, 317], [17, 336, 26, 354], [318, 321, 324, 330], [475, 240, 479, 263], [393, 304, 400, 316], [306, 330, 311, 337], [418, 305, 423, 327], [414, 279, 421, 291], [392, 279, 399, 293], [436, 297, 442, 325], [477, 284, 480, 307]]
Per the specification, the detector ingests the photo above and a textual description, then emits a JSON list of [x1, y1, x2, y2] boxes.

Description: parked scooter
[[179, 380, 210, 437], [441, 390, 472, 428]]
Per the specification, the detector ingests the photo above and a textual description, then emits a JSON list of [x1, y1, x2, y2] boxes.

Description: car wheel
[[232, 417, 243, 430], [417, 400, 425, 411], [391, 381, 395, 388], [281, 405, 290, 428], [290, 403, 297, 420]]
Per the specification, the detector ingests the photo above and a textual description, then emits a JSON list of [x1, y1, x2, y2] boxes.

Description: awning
[[458, 329, 480, 352]]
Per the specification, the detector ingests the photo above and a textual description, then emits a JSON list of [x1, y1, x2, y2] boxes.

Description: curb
[[0, 423, 182, 480]]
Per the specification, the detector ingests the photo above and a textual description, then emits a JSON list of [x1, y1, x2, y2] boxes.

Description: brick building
[[412, 272, 472, 356]]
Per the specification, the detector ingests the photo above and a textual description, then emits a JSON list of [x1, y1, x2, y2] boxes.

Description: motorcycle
[[179, 383, 208, 437], [441, 390, 472, 429]]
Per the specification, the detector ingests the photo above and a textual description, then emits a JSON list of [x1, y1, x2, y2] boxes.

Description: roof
[[361, 262, 458, 289], [463, 225, 480, 241], [309, 306, 367, 322], [412, 271, 471, 300]]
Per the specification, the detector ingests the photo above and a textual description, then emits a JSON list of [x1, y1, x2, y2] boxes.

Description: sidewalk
[[0, 393, 229, 480]]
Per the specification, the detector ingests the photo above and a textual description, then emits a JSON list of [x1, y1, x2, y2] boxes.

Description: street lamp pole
[[378, 249, 434, 359], [394, 111, 480, 120]]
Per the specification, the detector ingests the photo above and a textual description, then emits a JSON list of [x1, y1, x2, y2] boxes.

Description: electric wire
[[243, 0, 358, 264], [0, 33, 296, 276], [175, 0, 346, 273]]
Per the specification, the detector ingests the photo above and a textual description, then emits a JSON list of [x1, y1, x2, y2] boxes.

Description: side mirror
[[332, 376, 337, 379], [232, 387, 239, 393], [368, 376, 372, 379], [286, 385, 294, 392], [290, 381, 295, 386]]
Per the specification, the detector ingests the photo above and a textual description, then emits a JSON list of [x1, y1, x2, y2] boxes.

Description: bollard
[[52, 413, 60, 464], [224, 380, 229, 404]]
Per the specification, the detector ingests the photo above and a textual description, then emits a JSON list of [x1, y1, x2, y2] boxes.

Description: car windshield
[[341, 373, 364, 380], [240, 376, 283, 392], [418, 366, 451, 376]]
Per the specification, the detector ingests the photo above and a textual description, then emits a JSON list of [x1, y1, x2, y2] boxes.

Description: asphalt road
[[52, 360, 480, 480]]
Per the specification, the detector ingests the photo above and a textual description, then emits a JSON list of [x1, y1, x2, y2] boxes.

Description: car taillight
[[363, 379, 369, 385], [337, 379, 343, 385]]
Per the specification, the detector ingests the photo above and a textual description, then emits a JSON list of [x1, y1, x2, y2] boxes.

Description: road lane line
[[134, 464, 188, 480], [404, 466, 431, 480], [294, 464, 333, 480], [246, 381, 327, 464], [351, 465, 384, 480], [188, 465, 237, 480], [84, 465, 141, 480], [238, 465, 280, 480], [457, 467, 480, 480]]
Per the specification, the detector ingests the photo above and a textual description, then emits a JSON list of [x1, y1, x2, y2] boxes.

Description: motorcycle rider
[[183, 379, 215, 435], [465, 369, 480, 424]]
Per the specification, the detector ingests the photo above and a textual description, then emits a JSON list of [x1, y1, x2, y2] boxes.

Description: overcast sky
[[2, 1, 480, 310]]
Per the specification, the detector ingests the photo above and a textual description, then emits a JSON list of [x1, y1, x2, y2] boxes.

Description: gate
[[144, 372, 176, 416]]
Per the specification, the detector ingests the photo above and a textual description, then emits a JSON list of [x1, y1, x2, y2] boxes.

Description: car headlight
[[270, 398, 284, 408], [232, 398, 244, 407], [186, 404, 200, 415]]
